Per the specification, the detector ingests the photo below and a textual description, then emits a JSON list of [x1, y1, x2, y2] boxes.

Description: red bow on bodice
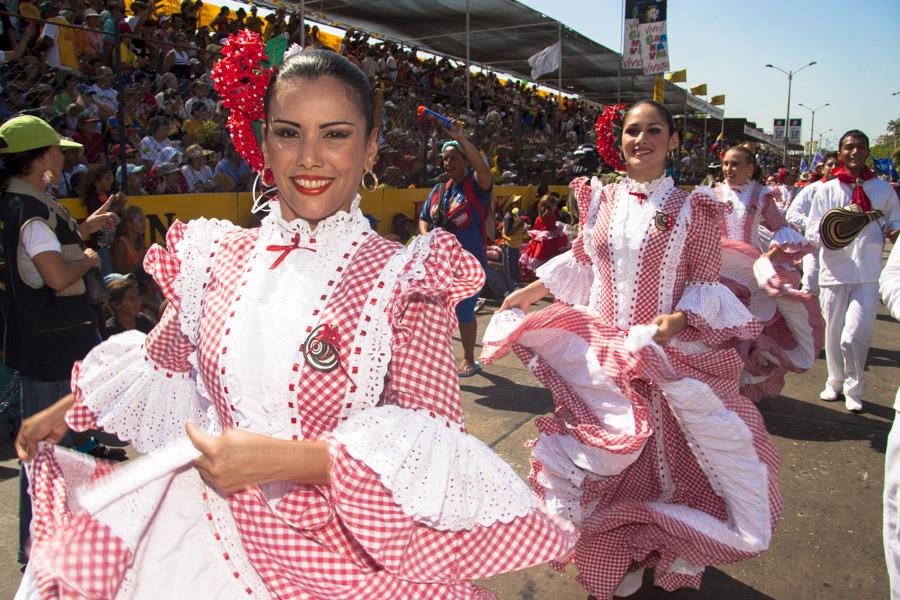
[[266, 234, 317, 269], [629, 191, 648, 204]]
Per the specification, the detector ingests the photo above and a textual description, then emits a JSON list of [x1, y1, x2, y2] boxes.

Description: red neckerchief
[[831, 163, 876, 212]]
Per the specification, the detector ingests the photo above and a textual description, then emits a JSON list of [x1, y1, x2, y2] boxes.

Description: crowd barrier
[[59, 185, 571, 245]]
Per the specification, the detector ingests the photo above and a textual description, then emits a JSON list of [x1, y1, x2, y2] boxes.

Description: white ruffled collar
[[623, 173, 672, 197], [261, 195, 369, 246]]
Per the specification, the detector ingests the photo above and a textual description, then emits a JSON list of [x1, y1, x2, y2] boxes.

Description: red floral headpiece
[[211, 31, 273, 173], [593, 103, 628, 172]]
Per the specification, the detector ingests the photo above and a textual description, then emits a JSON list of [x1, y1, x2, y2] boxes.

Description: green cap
[[0, 116, 83, 154]]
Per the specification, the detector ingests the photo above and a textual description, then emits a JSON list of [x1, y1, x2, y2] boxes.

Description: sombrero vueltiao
[[819, 205, 884, 250]]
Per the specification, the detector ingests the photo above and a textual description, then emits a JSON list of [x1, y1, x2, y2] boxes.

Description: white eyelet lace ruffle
[[623, 173, 672, 197], [331, 405, 538, 531], [264, 196, 365, 244], [675, 281, 757, 331], [536, 250, 593, 307], [172, 218, 237, 344], [72, 331, 211, 454]]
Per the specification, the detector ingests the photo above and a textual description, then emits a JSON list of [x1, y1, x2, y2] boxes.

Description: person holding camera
[[419, 119, 492, 377]]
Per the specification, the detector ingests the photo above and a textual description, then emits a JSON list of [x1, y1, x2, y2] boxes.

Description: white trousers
[[818, 283, 879, 399], [801, 252, 819, 295], [886, 407, 900, 599]]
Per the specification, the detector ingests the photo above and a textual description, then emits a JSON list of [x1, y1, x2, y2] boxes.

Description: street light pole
[[818, 128, 833, 151], [766, 61, 817, 164], [799, 102, 829, 161]]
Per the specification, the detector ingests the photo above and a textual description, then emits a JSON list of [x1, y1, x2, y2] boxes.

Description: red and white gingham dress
[[480, 176, 783, 599], [18, 200, 574, 600], [715, 181, 824, 402]]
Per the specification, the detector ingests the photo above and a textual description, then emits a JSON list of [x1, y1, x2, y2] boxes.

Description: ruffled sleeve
[[321, 230, 574, 580], [760, 190, 814, 258], [535, 177, 598, 305], [675, 188, 762, 347], [65, 218, 235, 452]]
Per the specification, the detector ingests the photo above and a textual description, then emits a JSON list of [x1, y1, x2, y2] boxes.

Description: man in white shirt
[[88, 67, 118, 114], [786, 151, 838, 293], [880, 240, 900, 599], [139, 116, 173, 170], [806, 130, 900, 412]]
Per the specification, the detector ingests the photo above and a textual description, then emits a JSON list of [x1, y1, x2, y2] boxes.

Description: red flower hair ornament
[[211, 31, 273, 173], [593, 103, 628, 172]]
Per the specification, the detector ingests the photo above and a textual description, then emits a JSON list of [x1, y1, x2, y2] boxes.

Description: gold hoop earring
[[361, 170, 379, 193]]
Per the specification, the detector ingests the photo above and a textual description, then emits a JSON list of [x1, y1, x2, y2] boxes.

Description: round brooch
[[654, 211, 674, 231], [303, 325, 341, 372]]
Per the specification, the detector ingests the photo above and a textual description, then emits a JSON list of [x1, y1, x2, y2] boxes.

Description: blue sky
[[522, 0, 900, 148]]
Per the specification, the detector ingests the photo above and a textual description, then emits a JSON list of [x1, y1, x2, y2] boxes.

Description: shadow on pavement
[[759, 395, 890, 453], [463, 370, 553, 415], [619, 567, 774, 599], [868, 345, 900, 369]]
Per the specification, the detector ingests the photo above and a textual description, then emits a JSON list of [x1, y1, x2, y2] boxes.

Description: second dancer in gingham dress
[[482, 101, 782, 599]]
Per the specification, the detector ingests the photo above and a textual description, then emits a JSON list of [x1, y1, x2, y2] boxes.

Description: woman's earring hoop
[[361, 170, 379, 193]]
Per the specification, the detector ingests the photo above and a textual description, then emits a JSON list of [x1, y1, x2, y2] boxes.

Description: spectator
[[149, 160, 184, 195], [184, 79, 214, 117], [182, 102, 214, 146], [139, 116, 173, 170], [48, 147, 87, 198], [0, 116, 123, 562], [111, 204, 146, 275], [214, 143, 252, 192], [36, 2, 79, 72], [120, 163, 148, 195], [71, 114, 103, 164], [103, 274, 155, 338], [88, 66, 118, 114], [181, 144, 214, 192], [418, 121, 492, 377], [77, 9, 104, 61], [80, 164, 125, 276]]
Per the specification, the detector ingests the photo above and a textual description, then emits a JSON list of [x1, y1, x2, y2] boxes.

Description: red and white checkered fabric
[[44, 219, 567, 599], [482, 179, 782, 599], [27, 446, 134, 600], [720, 240, 824, 402]]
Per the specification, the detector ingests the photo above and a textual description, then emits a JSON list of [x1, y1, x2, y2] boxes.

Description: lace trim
[[332, 405, 538, 531], [657, 196, 694, 318], [623, 173, 672, 196], [173, 218, 237, 344], [72, 331, 210, 454], [339, 235, 433, 421], [263, 196, 366, 244], [583, 179, 606, 314], [770, 226, 811, 254], [675, 281, 757, 331], [536, 250, 593, 307], [198, 473, 269, 595]]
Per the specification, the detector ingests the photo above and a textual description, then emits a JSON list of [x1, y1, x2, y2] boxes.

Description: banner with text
[[623, 0, 669, 75], [789, 118, 802, 144]]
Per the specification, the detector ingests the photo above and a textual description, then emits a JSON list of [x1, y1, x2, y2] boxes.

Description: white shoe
[[819, 387, 840, 402], [613, 567, 644, 597], [845, 396, 864, 413]]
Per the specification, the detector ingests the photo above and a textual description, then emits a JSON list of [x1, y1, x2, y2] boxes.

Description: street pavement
[[0, 297, 896, 599]]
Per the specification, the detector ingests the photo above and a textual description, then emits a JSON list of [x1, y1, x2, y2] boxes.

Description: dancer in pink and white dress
[[481, 101, 782, 599], [14, 45, 573, 600], [715, 145, 824, 402]]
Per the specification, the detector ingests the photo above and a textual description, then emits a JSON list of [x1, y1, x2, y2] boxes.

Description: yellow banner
[[664, 69, 686, 83], [710, 94, 726, 105], [653, 76, 665, 103], [689, 83, 707, 96]]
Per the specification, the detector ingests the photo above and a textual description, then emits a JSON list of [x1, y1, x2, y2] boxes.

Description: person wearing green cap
[[0, 115, 123, 562]]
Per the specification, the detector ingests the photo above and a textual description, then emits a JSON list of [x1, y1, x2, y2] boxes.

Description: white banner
[[638, 20, 669, 75], [528, 41, 562, 80], [686, 95, 724, 119], [788, 118, 802, 144]]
